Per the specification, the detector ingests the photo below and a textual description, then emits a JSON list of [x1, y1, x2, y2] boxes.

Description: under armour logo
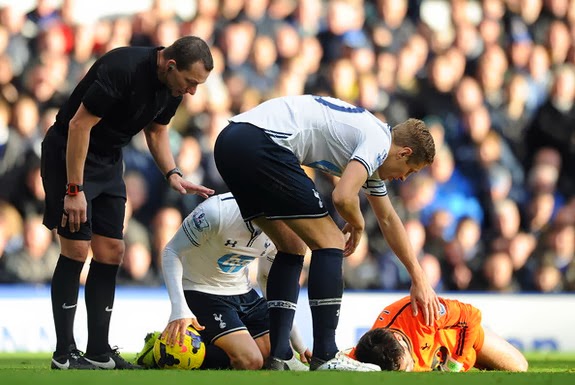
[[225, 239, 238, 247], [213, 313, 227, 329], [312, 189, 324, 208]]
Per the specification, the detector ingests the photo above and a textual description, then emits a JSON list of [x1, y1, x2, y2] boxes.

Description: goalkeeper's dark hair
[[164, 36, 214, 72], [354, 328, 404, 371]]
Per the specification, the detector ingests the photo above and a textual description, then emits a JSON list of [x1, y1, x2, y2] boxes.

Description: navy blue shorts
[[214, 122, 328, 221], [40, 128, 126, 241], [184, 289, 269, 344]]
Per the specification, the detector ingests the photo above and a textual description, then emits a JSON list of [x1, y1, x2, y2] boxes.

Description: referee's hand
[[62, 193, 87, 233], [168, 175, 215, 199]]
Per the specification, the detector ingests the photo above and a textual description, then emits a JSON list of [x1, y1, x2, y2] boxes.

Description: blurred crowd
[[0, 0, 574, 294]]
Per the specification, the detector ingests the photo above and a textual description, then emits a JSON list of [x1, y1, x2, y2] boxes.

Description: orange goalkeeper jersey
[[348, 296, 485, 371]]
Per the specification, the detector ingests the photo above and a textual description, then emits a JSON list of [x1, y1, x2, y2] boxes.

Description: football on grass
[[153, 325, 206, 369]]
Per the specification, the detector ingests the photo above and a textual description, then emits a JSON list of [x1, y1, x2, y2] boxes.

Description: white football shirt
[[162, 193, 276, 321], [230, 95, 392, 196]]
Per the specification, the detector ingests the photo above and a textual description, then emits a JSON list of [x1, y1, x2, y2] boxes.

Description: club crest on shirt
[[192, 209, 209, 231], [439, 303, 446, 316], [260, 239, 272, 256]]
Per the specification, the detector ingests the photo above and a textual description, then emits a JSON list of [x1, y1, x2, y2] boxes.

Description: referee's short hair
[[164, 36, 214, 72]]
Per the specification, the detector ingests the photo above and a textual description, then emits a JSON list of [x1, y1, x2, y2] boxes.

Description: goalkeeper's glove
[[440, 356, 464, 372]]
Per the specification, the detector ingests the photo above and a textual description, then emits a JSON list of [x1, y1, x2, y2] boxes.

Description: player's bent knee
[[230, 350, 264, 370]]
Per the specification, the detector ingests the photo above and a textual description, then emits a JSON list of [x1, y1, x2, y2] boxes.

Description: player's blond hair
[[391, 118, 435, 166]]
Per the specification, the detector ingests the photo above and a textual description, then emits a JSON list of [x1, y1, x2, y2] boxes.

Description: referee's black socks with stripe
[[85, 260, 119, 355], [308, 248, 344, 362], [266, 251, 304, 360], [51, 255, 84, 355]]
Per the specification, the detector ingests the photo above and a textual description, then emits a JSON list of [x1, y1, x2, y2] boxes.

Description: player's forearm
[[145, 125, 177, 175], [378, 211, 425, 282], [332, 193, 364, 229], [162, 247, 195, 321], [66, 121, 91, 183]]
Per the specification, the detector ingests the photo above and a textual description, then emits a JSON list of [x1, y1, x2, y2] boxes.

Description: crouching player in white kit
[[136, 193, 312, 370]]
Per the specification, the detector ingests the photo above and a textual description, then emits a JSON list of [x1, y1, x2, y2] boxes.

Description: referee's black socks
[[51, 255, 84, 355], [85, 260, 119, 355]]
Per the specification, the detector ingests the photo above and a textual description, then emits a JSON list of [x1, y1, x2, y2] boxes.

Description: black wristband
[[165, 167, 183, 181]]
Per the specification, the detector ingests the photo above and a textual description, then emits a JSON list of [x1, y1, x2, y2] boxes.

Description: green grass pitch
[[0, 353, 573, 385]]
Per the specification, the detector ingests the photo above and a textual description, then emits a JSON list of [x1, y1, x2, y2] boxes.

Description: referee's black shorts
[[40, 128, 126, 241], [214, 122, 328, 221]]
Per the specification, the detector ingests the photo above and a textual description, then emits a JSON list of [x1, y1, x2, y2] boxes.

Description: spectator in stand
[[317, 0, 366, 65], [493, 199, 523, 241], [244, 34, 280, 95], [491, 72, 533, 163], [0, 101, 27, 201], [419, 253, 444, 292], [0, 51, 19, 104], [378, 218, 427, 290], [476, 45, 508, 114], [525, 64, 575, 198], [422, 145, 483, 240], [546, 19, 571, 67], [9, 153, 45, 218], [0, 200, 23, 256], [343, 231, 380, 290], [532, 260, 564, 293], [2, 214, 59, 284], [150, 206, 183, 274], [416, 53, 462, 133], [525, 44, 553, 111], [480, 250, 520, 293], [365, 0, 415, 54], [0, 5, 31, 77]]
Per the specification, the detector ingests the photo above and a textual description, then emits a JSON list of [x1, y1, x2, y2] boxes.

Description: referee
[[41, 36, 214, 370]]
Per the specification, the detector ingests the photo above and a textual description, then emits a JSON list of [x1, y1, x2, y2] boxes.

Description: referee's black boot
[[84, 347, 142, 370], [51, 347, 99, 370]]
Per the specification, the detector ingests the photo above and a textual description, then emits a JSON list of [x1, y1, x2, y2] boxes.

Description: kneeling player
[[136, 193, 310, 370], [349, 296, 528, 372]]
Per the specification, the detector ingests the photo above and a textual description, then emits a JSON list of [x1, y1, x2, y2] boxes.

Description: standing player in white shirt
[[140, 193, 310, 370], [213, 95, 441, 371]]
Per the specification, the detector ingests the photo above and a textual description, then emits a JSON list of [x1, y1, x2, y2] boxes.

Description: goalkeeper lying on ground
[[347, 296, 528, 372]]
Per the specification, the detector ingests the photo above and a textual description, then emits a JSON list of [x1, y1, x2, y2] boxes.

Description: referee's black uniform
[[42, 46, 182, 240], [40, 42, 202, 371]]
